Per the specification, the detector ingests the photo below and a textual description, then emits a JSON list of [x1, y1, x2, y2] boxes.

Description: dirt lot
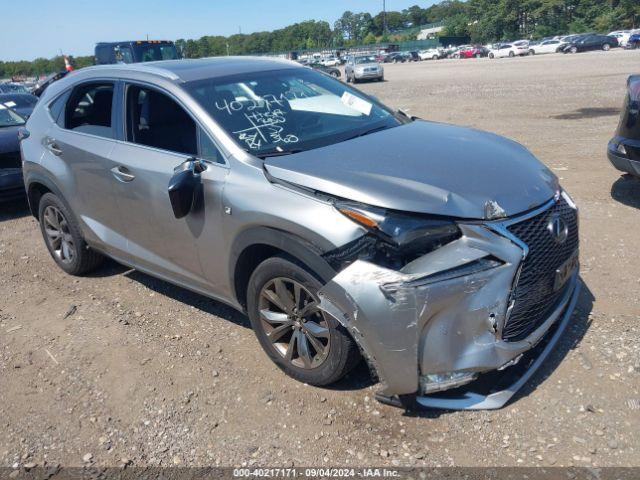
[[1, 50, 639, 470]]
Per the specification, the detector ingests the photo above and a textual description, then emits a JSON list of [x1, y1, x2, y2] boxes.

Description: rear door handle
[[111, 166, 135, 182], [44, 137, 63, 156]]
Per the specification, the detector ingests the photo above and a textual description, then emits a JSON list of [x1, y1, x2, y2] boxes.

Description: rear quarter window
[[48, 91, 70, 126]]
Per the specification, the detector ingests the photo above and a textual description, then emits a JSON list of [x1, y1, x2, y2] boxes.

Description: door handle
[[111, 166, 136, 182], [44, 137, 63, 156]]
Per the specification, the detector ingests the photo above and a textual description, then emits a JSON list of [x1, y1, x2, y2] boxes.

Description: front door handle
[[44, 137, 63, 156], [111, 166, 135, 182]]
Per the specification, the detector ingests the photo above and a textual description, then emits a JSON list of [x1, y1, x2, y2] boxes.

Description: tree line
[[2, 0, 638, 78]]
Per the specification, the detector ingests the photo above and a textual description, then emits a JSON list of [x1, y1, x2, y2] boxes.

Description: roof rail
[[80, 63, 181, 81]]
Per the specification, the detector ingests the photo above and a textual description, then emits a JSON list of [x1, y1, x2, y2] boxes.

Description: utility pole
[[383, 0, 387, 35]]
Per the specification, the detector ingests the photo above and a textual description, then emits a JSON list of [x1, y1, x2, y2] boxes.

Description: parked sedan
[[528, 39, 565, 55], [460, 46, 490, 58], [488, 43, 529, 58], [21, 57, 579, 410], [345, 55, 383, 83], [307, 63, 341, 78], [384, 52, 407, 63], [0, 93, 39, 118], [608, 75, 640, 176], [562, 34, 618, 53], [0, 104, 26, 200]]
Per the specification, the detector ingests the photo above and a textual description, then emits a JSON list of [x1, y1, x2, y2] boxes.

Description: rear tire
[[509, 51, 515, 57], [38, 193, 104, 276], [247, 256, 361, 387], [489, 53, 495, 59], [602, 43, 611, 51]]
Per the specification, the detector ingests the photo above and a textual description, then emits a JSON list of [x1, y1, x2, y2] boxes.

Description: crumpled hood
[[264, 120, 558, 220]]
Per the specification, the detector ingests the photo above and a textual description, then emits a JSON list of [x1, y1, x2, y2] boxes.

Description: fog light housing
[[419, 371, 478, 394], [617, 143, 628, 156]]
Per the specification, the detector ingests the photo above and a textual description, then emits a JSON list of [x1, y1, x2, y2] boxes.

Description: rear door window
[[64, 82, 115, 138]]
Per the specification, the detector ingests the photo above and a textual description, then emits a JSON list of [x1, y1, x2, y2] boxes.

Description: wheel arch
[[229, 227, 337, 310], [25, 173, 66, 219]]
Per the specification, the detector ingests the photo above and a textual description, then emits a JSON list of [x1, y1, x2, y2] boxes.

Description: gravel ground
[[1, 49, 639, 470]]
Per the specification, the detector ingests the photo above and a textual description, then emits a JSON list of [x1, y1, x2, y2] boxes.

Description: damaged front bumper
[[318, 202, 580, 410]]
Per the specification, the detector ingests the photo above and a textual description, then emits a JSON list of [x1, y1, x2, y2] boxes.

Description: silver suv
[[20, 58, 580, 410]]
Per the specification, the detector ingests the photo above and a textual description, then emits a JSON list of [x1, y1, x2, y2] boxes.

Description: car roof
[[77, 56, 304, 83]]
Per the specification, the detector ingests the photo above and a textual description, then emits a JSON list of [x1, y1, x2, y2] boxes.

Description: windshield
[[0, 84, 28, 94], [133, 43, 180, 62], [0, 104, 26, 127], [184, 68, 401, 157], [0, 95, 37, 108], [355, 56, 376, 64]]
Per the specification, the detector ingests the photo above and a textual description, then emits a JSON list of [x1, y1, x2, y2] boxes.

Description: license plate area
[[554, 250, 579, 291]]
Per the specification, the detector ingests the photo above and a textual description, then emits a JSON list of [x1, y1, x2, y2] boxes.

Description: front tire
[[247, 256, 360, 386], [602, 43, 611, 51], [38, 193, 104, 275], [509, 51, 515, 57]]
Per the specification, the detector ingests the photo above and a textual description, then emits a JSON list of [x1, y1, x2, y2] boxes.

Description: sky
[[1, 0, 438, 61]]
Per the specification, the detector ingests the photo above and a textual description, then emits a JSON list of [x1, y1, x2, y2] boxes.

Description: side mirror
[[168, 158, 205, 219]]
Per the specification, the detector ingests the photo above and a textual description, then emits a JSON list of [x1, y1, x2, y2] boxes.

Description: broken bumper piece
[[318, 223, 581, 411]]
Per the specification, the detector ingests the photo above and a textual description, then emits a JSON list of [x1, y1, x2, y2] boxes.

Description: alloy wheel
[[43, 205, 76, 264], [258, 277, 330, 369]]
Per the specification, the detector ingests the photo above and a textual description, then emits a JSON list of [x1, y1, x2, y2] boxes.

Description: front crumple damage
[[317, 223, 580, 409]]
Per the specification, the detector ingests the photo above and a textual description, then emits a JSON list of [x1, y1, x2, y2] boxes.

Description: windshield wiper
[[257, 148, 304, 159], [345, 124, 392, 142]]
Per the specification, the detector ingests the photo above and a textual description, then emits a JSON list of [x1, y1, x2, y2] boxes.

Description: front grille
[[0, 151, 22, 170], [503, 197, 579, 342]]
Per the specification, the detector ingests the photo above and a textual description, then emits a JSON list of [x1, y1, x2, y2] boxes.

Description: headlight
[[334, 201, 462, 269]]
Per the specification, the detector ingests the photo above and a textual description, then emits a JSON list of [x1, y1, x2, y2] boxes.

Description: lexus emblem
[[548, 215, 569, 244]]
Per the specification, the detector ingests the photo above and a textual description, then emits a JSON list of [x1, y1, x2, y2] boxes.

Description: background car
[[608, 75, 640, 176], [460, 46, 490, 58], [320, 56, 340, 67], [384, 52, 406, 63], [608, 30, 633, 47], [32, 71, 69, 97], [488, 43, 529, 58], [0, 104, 26, 201], [528, 39, 565, 55], [308, 63, 341, 78], [627, 31, 640, 49], [562, 34, 618, 53], [418, 48, 444, 60], [406, 51, 420, 62], [0, 93, 39, 118], [0, 83, 29, 94], [345, 55, 383, 82]]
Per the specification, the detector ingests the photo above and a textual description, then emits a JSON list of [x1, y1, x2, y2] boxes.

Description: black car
[[562, 34, 618, 53], [0, 93, 39, 119], [0, 105, 26, 200], [307, 63, 341, 78], [608, 75, 640, 176], [384, 52, 406, 63], [32, 71, 69, 97]]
